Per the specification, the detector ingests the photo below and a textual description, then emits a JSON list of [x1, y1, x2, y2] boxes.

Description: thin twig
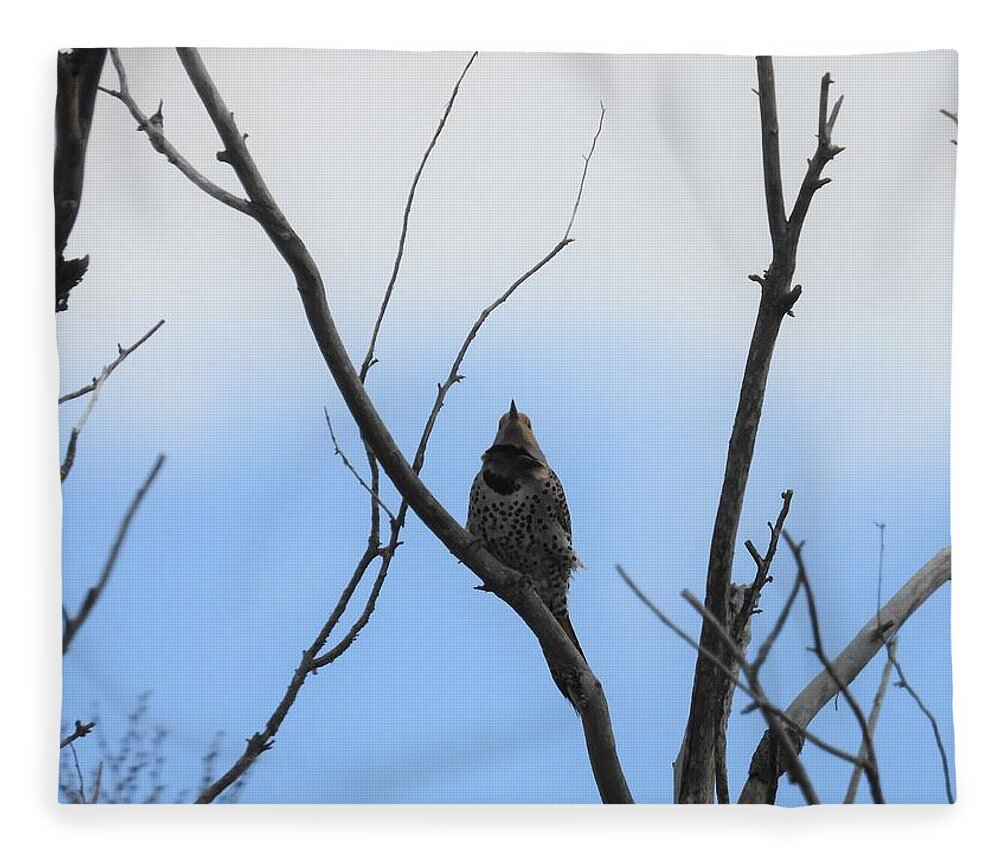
[[69, 741, 88, 803], [359, 52, 478, 382], [734, 489, 793, 640], [782, 531, 885, 804], [323, 407, 396, 523], [750, 570, 802, 675], [59, 320, 165, 482], [875, 521, 886, 635], [90, 762, 103, 804], [195, 539, 383, 803], [844, 641, 894, 803], [563, 102, 606, 242], [411, 105, 605, 480], [63, 455, 166, 653], [884, 644, 955, 803], [939, 109, 958, 145], [58, 320, 165, 404], [870, 523, 953, 802], [60, 720, 96, 749]]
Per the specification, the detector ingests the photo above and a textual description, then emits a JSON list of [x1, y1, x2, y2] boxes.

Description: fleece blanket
[[55, 48, 956, 804]]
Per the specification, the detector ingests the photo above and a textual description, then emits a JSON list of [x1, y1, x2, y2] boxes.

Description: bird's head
[[485, 400, 548, 465]]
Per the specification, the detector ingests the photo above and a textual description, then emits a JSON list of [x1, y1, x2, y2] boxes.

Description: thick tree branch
[[616, 567, 870, 799], [55, 49, 107, 311], [168, 49, 629, 801], [681, 589, 819, 805], [738, 547, 951, 803], [675, 57, 844, 803], [63, 455, 166, 653]]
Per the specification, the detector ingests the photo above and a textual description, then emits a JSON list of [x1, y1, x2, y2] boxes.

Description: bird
[[467, 401, 584, 702]]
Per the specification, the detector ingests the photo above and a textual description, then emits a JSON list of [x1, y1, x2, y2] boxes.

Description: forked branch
[[152, 49, 628, 802], [60, 719, 96, 748], [675, 56, 844, 803], [360, 52, 478, 381], [739, 548, 951, 803]]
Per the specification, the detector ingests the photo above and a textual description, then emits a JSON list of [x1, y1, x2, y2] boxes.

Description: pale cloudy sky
[[58, 49, 956, 803]]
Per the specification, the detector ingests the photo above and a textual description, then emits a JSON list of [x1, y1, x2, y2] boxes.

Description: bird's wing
[[548, 469, 573, 540]]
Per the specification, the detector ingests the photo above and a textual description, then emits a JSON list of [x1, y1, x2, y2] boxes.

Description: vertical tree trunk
[[674, 57, 843, 802], [55, 48, 106, 311]]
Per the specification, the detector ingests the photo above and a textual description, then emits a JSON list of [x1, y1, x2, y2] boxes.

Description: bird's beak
[[509, 400, 518, 418]]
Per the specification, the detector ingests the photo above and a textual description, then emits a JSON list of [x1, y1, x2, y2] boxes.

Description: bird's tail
[[548, 613, 587, 708]]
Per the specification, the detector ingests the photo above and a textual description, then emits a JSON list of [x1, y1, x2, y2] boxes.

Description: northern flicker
[[467, 401, 584, 701]]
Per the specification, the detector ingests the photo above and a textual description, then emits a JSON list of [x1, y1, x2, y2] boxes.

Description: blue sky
[[58, 49, 955, 803]]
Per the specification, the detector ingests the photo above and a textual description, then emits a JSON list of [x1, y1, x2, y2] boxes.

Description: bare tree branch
[[69, 741, 88, 802], [323, 406, 396, 523], [60, 429, 80, 483], [59, 320, 165, 482], [163, 48, 629, 801], [844, 641, 894, 803], [676, 57, 844, 803], [63, 455, 166, 653], [194, 539, 383, 803], [738, 547, 951, 803], [782, 532, 885, 804], [563, 102, 606, 242], [359, 51, 478, 381], [98, 50, 254, 216], [616, 565, 869, 803], [870, 524, 954, 802], [680, 589, 819, 805], [90, 761, 104, 804], [750, 559, 802, 675], [55, 49, 107, 311], [60, 719, 96, 749], [885, 640, 955, 803], [733, 489, 793, 647], [939, 108, 958, 145], [59, 319, 165, 404]]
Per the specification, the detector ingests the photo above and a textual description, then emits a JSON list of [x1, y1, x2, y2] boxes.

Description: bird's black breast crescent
[[482, 468, 518, 495]]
